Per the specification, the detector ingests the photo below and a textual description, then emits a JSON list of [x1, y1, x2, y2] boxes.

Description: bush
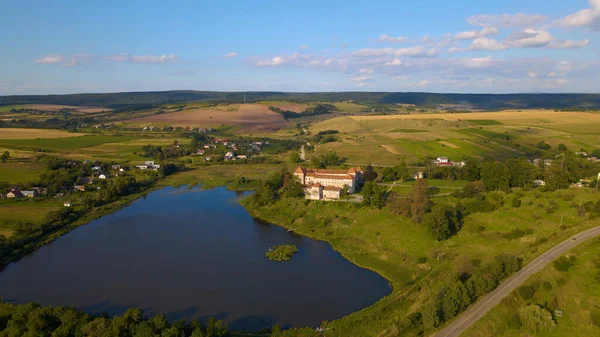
[[417, 257, 428, 264], [512, 198, 522, 208], [517, 285, 535, 300], [553, 255, 576, 272], [265, 245, 298, 262], [518, 305, 556, 332]]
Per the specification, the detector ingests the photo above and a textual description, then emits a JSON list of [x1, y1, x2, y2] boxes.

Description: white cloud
[[299, 45, 309, 50], [555, 1, 600, 30], [256, 56, 286, 66], [465, 56, 494, 69], [528, 72, 537, 78], [350, 75, 371, 82], [384, 59, 403, 66], [132, 55, 177, 64], [359, 68, 374, 74], [224, 52, 239, 58], [548, 72, 558, 77], [548, 39, 590, 49], [448, 47, 462, 53], [392, 76, 409, 80], [379, 35, 410, 43], [467, 13, 548, 28], [469, 37, 509, 51], [35, 53, 93, 66], [35, 54, 66, 64], [454, 27, 499, 40], [351, 46, 438, 58], [105, 54, 178, 64], [506, 29, 553, 48]]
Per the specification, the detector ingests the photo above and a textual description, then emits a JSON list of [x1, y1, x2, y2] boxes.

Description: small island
[[265, 245, 298, 262]]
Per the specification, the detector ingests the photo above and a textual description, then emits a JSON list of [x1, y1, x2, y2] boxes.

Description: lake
[[0, 186, 391, 330]]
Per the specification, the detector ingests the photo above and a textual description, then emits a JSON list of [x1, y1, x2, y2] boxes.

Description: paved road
[[432, 225, 600, 337]]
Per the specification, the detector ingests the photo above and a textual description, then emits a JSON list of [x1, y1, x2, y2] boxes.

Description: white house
[[533, 180, 546, 187], [413, 171, 425, 180], [225, 151, 236, 160], [99, 174, 108, 179], [92, 166, 102, 171], [64, 201, 72, 207]]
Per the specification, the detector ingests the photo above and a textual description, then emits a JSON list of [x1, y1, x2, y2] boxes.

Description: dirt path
[[431, 225, 600, 337], [300, 144, 306, 160]]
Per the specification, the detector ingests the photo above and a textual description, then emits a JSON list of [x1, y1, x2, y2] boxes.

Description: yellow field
[[350, 110, 600, 126], [308, 109, 600, 165], [0, 128, 87, 139]]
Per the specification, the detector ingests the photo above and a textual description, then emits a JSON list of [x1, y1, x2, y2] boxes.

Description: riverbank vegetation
[[243, 171, 600, 336], [265, 245, 298, 262], [0, 301, 229, 337]]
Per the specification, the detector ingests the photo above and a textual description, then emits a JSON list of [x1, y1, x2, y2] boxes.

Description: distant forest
[[2, 91, 600, 110]]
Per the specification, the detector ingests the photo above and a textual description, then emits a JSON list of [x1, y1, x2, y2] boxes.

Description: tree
[[462, 158, 480, 181], [517, 305, 556, 332], [290, 152, 301, 163], [423, 205, 459, 241], [480, 161, 510, 190], [0, 151, 9, 163], [362, 181, 386, 209], [558, 143, 568, 151], [409, 179, 431, 223], [363, 164, 378, 182]]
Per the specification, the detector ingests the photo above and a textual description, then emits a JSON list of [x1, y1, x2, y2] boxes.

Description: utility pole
[[243, 92, 246, 104]]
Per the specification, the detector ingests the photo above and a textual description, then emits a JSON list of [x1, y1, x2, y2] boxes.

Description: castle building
[[293, 166, 363, 200]]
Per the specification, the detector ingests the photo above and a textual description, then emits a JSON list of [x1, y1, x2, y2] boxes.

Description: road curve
[[431, 225, 600, 337]]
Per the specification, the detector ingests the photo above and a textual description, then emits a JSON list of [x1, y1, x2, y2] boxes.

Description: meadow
[[245, 187, 600, 337], [463, 237, 600, 337], [0, 128, 86, 139], [308, 110, 600, 164], [0, 135, 137, 150]]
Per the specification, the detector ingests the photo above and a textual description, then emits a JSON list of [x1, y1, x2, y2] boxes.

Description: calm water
[[0, 186, 390, 330]]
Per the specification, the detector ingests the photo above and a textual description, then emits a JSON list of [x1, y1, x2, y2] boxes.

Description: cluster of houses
[[198, 139, 264, 162], [135, 161, 161, 170], [293, 166, 364, 200], [3, 186, 44, 199], [433, 157, 466, 168], [142, 126, 216, 133]]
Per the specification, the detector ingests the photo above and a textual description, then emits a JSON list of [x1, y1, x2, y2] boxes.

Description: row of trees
[[0, 302, 229, 337]]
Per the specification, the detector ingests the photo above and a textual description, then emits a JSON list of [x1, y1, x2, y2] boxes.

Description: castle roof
[[324, 186, 342, 191]]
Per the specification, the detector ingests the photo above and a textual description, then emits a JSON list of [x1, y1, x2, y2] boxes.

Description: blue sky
[[1, 0, 599, 95]]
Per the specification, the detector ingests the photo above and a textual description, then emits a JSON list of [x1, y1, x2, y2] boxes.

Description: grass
[[243, 187, 600, 337], [0, 105, 24, 112], [463, 237, 600, 337], [0, 199, 63, 226], [0, 161, 44, 183], [0, 135, 136, 150], [0, 128, 86, 139]]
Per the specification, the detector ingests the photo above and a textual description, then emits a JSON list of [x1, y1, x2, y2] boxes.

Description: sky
[[1, 0, 599, 95]]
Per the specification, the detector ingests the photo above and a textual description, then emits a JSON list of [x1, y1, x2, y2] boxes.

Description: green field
[[0, 162, 44, 183], [0, 135, 136, 150], [245, 187, 600, 337], [0, 199, 63, 226], [464, 238, 600, 337]]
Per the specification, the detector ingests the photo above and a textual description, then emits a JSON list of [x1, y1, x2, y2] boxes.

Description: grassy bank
[[464, 237, 600, 337], [241, 187, 600, 337]]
